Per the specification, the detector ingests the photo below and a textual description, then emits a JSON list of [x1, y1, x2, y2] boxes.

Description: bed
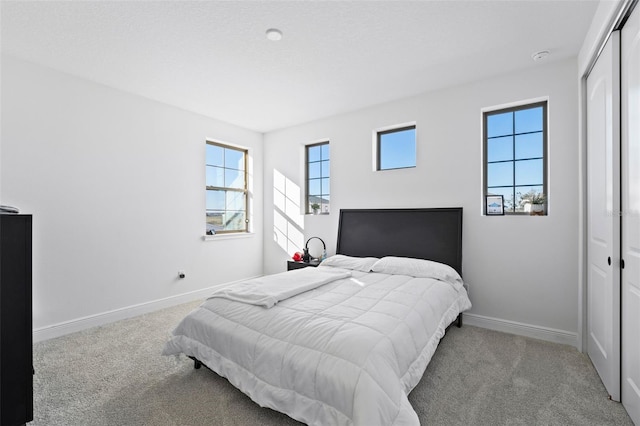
[[163, 208, 471, 425]]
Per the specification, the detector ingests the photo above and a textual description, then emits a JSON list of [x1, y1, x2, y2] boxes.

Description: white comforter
[[207, 267, 351, 308], [163, 266, 471, 425]]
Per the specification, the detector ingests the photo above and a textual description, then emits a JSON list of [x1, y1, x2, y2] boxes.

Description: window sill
[[484, 213, 548, 217], [203, 232, 255, 242], [507, 211, 548, 216]]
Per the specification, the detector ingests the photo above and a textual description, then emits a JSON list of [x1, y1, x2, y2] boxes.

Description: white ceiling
[[1, 1, 599, 133]]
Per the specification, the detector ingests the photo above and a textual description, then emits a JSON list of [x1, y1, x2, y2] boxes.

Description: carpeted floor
[[32, 301, 632, 425]]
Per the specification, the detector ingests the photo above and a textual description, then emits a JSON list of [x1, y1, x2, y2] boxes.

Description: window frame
[[205, 140, 249, 235], [483, 100, 548, 215], [305, 141, 330, 215], [376, 125, 417, 171]]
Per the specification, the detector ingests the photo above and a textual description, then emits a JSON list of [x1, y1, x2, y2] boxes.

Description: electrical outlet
[[178, 270, 186, 279]]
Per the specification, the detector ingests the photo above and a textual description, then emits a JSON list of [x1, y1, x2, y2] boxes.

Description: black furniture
[[0, 214, 33, 426], [287, 260, 320, 271]]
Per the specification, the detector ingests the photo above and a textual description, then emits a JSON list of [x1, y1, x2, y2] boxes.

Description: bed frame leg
[[189, 356, 203, 369], [457, 313, 463, 328]]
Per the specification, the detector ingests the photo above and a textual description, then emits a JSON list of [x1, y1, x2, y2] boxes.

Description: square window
[[377, 126, 416, 170]]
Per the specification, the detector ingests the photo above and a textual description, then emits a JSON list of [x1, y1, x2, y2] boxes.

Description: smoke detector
[[266, 28, 283, 41], [531, 50, 550, 62]]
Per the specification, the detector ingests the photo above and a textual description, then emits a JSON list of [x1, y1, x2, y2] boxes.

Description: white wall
[[1, 55, 264, 339], [1, 53, 582, 344], [263, 58, 580, 345]]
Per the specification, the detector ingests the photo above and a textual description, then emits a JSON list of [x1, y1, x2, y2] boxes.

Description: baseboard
[[34, 286, 580, 347], [33, 277, 260, 343], [463, 313, 579, 348]]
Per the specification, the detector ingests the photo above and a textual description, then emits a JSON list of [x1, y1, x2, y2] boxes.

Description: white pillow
[[371, 256, 463, 289], [319, 255, 379, 272]]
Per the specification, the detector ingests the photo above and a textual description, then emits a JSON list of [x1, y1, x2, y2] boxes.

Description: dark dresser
[[0, 214, 33, 425]]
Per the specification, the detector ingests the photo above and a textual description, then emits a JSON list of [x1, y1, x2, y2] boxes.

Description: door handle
[[608, 257, 611, 266]]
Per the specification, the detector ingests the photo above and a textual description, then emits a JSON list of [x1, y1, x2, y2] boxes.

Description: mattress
[[163, 260, 471, 425]]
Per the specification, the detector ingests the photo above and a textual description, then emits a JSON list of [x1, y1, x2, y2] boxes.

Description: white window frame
[[205, 140, 250, 235]]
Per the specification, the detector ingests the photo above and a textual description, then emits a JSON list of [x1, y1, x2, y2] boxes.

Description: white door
[[621, 4, 640, 423], [586, 31, 621, 402]]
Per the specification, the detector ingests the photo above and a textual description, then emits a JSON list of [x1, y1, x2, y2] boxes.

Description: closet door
[[586, 31, 621, 402], [621, 4, 640, 423]]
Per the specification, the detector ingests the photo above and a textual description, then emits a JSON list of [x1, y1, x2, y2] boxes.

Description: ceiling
[[1, 1, 599, 133]]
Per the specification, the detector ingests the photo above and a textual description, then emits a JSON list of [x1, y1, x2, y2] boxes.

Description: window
[[306, 142, 330, 214], [484, 101, 547, 214], [377, 125, 416, 170], [205, 141, 248, 234]]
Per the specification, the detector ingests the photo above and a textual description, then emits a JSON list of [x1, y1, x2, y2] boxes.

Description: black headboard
[[336, 208, 463, 275]]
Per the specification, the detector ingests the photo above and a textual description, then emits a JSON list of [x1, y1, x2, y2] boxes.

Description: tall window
[[306, 142, 330, 214], [484, 101, 547, 214], [205, 141, 248, 234], [377, 125, 416, 170]]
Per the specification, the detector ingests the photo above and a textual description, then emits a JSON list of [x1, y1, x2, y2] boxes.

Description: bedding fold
[[207, 267, 351, 308]]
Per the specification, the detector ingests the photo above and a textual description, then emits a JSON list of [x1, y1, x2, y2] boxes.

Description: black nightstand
[[287, 260, 321, 271]]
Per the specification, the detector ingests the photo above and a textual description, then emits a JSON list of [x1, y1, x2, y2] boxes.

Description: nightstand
[[287, 260, 321, 271]]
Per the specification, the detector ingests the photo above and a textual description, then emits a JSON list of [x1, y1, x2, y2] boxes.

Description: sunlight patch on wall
[[273, 169, 304, 254]]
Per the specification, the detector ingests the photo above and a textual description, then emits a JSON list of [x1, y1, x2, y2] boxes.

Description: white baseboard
[[463, 313, 579, 348], [33, 277, 260, 343], [34, 286, 580, 348]]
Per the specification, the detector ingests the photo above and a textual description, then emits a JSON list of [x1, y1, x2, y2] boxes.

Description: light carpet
[[32, 301, 632, 425]]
